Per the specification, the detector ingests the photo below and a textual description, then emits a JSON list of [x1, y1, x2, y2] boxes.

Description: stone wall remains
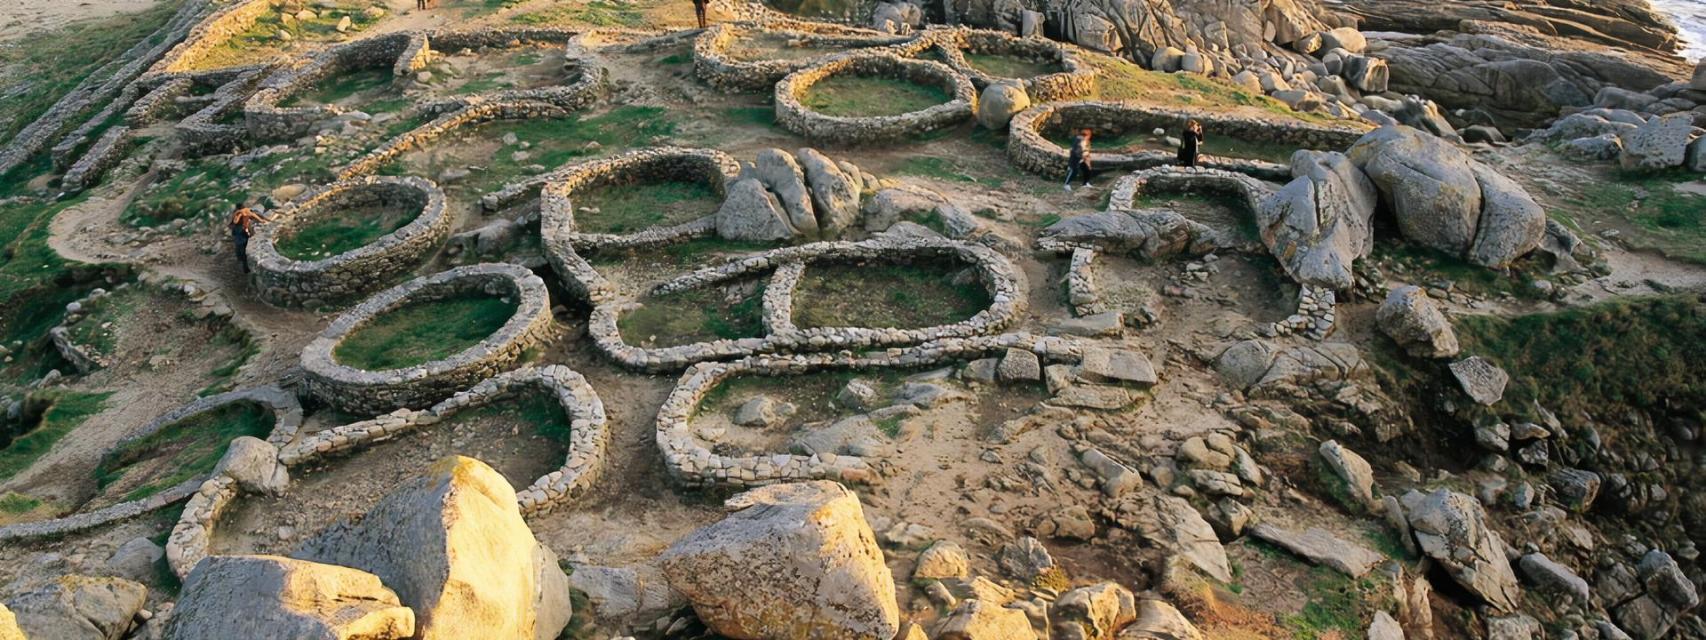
[[692, 20, 920, 93], [300, 263, 557, 415], [930, 28, 1096, 101], [775, 53, 976, 145], [248, 176, 451, 308]]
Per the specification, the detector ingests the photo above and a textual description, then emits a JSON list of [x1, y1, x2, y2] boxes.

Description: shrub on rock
[[659, 481, 899, 640], [292, 456, 571, 640]]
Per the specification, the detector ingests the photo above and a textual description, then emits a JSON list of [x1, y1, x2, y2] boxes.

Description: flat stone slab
[[1449, 356, 1509, 406], [1076, 347, 1157, 387], [1050, 384, 1135, 410], [1249, 523, 1385, 577]]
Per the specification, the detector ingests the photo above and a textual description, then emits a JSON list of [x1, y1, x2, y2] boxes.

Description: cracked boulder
[[163, 555, 416, 639], [1347, 125, 1544, 267], [292, 456, 571, 640], [1401, 489, 1522, 611], [4, 575, 146, 640], [1256, 150, 1376, 290], [1376, 285, 1459, 358], [660, 481, 899, 640]]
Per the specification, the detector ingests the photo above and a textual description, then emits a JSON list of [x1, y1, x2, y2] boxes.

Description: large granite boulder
[[1375, 285, 1459, 358], [934, 600, 1036, 640], [1256, 150, 1377, 289], [752, 149, 819, 236], [5, 575, 146, 640], [1051, 582, 1136, 640], [1401, 489, 1522, 612], [293, 456, 571, 640], [1619, 113, 1700, 172], [1123, 599, 1203, 640], [977, 81, 1031, 131], [1348, 125, 1545, 267], [796, 148, 861, 235], [1614, 550, 1701, 639], [163, 555, 415, 639], [718, 177, 797, 241], [659, 481, 900, 640], [212, 436, 289, 495], [1450, 356, 1509, 405], [1040, 210, 1222, 260], [0, 604, 21, 640]]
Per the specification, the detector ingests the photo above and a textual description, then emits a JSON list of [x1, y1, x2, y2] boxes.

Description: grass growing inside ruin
[[1454, 295, 1706, 418], [1573, 172, 1706, 264], [585, 237, 777, 271], [802, 75, 950, 118], [963, 53, 1060, 79], [511, 0, 648, 26], [94, 401, 273, 502], [573, 180, 721, 235], [401, 106, 680, 193], [0, 392, 111, 483], [701, 370, 865, 425], [619, 284, 766, 348], [0, 0, 179, 143], [273, 205, 416, 260], [334, 294, 519, 370], [792, 261, 991, 330], [124, 151, 340, 228], [1048, 128, 1306, 165], [725, 34, 849, 62], [451, 391, 572, 445], [280, 68, 394, 108]]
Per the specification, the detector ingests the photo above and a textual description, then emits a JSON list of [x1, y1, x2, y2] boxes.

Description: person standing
[[1064, 128, 1093, 191], [1177, 119, 1204, 167], [692, 0, 709, 29], [229, 203, 276, 275]]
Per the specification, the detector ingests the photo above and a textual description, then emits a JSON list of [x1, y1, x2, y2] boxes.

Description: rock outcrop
[[293, 456, 571, 640], [1347, 125, 1544, 267], [659, 481, 900, 640], [164, 555, 416, 640], [1376, 285, 1459, 358], [4, 575, 146, 640], [1256, 150, 1377, 290], [1040, 210, 1222, 261], [1401, 489, 1522, 611]]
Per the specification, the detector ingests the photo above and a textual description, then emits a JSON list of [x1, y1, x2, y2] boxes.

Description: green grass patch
[[1279, 568, 1383, 640], [512, 0, 646, 26], [279, 68, 393, 107], [0, 491, 42, 514], [197, 326, 259, 397], [410, 106, 680, 193], [963, 53, 1060, 79], [699, 369, 888, 425], [0, 0, 179, 143], [451, 391, 572, 445], [1573, 172, 1706, 264], [792, 260, 991, 330], [1454, 295, 1706, 419], [1083, 53, 1340, 125], [895, 156, 1004, 189], [124, 151, 340, 228], [333, 293, 519, 371], [454, 71, 517, 95], [273, 204, 416, 260], [63, 286, 145, 358], [659, 53, 692, 65], [0, 392, 111, 483], [802, 75, 950, 118], [723, 106, 776, 127], [619, 284, 766, 348], [572, 180, 721, 234], [189, 6, 384, 69], [94, 400, 273, 502]]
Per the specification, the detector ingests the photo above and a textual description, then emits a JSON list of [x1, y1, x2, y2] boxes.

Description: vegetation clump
[[334, 294, 519, 370], [574, 180, 721, 235], [963, 53, 1060, 79], [273, 204, 416, 260], [801, 75, 950, 118], [792, 261, 991, 330], [0, 392, 112, 483]]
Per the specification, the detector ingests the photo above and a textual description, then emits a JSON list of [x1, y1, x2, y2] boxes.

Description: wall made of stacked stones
[[174, 68, 267, 156], [301, 264, 557, 415], [692, 21, 919, 93], [60, 127, 133, 191], [248, 176, 451, 308], [155, 0, 273, 74], [337, 100, 569, 179], [775, 53, 975, 145], [933, 28, 1096, 101], [126, 78, 195, 126], [540, 147, 739, 246], [244, 33, 418, 142], [1008, 101, 1368, 179]]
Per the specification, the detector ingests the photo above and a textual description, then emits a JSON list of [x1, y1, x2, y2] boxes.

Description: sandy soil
[[0, 0, 163, 43]]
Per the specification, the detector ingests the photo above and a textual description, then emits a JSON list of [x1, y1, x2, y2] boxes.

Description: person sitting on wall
[[229, 202, 276, 275], [1177, 119, 1204, 167], [1064, 128, 1092, 192]]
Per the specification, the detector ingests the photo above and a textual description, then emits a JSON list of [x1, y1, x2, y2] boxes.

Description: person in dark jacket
[[1177, 119, 1204, 167], [693, 0, 709, 29], [229, 203, 276, 274], [1064, 129, 1092, 191]]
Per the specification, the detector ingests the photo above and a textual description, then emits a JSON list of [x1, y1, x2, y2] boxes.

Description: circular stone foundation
[[539, 147, 740, 249], [775, 53, 975, 145], [1006, 101, 1370, 179], [249, 176, 451, 308], [694, 21, 920, 93], [301, 263, 556, 415]]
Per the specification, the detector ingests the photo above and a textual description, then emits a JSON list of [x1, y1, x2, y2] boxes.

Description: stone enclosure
[[248, 176, 451, 308]]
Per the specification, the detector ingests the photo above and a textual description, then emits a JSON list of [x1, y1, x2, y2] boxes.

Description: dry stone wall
[[1007, 101, 1368, 179], [538, 147, 740, 250], [300, 263, 556, 415], [242, 33, 419, 142], [0, 387, 301, 544], [775, 53, 976, 145], [248, 176, 451, 308], [930, 28, 1096, 101], [692, 21, 920, 93]]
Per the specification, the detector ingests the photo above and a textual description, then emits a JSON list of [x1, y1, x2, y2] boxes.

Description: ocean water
[[1653, 0, 1706, 61]]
